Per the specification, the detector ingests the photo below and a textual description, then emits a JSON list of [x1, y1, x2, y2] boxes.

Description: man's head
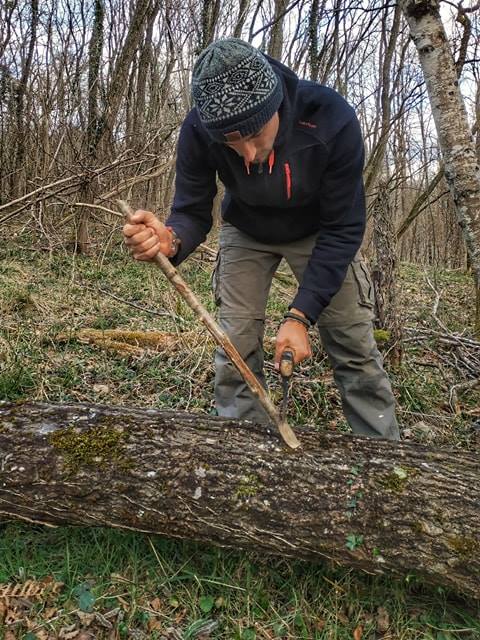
[[192, 38, 282, 164]]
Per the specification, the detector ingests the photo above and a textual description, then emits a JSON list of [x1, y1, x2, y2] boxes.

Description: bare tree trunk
[[475, 78, 480, 164], [75, 0, 159, 253], [233, 0, 250, 38], [399, 0, 480, 336], [96, 0, 156, 150], [371, 182, 402, 365], [267, 0, 288, 60], [133, 12, 156, 144], [363, 4, 401, 193], [11, 0, 39, 197], [307, 0, 320, 80], [87, 0, 104, 156], [200, 0, 221, 50], [77, 0, 104, 254], [0, 0, 18, 60], [319, 0, 341, 85], [0, 401, 479, 600], [158, 3, 176, 110]]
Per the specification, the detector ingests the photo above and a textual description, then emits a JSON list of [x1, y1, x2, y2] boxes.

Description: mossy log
[[0, 401, 479, 600]]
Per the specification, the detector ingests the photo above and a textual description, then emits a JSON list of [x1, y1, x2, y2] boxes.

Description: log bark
[[0, 401, 479, 600]]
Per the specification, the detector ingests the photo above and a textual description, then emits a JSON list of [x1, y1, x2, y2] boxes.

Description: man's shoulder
[[178, 108, 213, 155], [294, 81, 357, 144], [181, 108, 209, 136]]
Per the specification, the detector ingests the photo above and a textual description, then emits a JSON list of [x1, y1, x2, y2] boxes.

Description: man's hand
[[123, 210, 176, 260], [274, 308, 312, 369]]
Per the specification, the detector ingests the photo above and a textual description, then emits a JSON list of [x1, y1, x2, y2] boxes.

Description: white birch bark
[[398, 0, 480, 316]]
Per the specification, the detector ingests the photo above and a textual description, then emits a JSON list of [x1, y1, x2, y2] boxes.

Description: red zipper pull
[[268, 149, 275, 174], [284, 162, 292, 200]]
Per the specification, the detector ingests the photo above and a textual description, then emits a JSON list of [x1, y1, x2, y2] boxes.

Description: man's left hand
[[274, 308, 312, 369]]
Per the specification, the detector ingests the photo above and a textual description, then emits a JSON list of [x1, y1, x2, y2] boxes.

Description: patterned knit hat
[[192, 38, 283, 142]]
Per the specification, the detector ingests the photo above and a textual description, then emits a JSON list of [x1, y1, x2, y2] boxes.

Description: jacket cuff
[[168, 229, 196, 267], [289, 291, 326, 325]]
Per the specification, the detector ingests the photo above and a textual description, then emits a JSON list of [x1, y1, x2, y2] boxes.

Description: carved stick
[[117, 199, 300, 449]]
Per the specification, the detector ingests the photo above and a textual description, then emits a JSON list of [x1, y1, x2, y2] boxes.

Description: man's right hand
[[123, 210, 174, 261]]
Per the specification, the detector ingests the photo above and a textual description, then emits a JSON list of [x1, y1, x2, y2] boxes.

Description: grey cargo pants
[[213, 223, 399, 440]]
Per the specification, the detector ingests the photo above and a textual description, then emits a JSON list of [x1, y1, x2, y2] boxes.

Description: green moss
[[49, 423, 131, 473], [373, 329, 391, 343], [378, 466, 417, 493], [447, 536, 479, 559], [235, 474, 262, 499]]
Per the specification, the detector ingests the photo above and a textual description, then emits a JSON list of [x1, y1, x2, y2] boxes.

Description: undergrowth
[[0, 236, 479, 639]]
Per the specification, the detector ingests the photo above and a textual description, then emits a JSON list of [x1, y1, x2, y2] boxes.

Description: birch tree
[[399, 0, 480, 334]]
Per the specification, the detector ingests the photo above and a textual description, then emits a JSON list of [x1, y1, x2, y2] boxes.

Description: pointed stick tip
[[278, 422, 301, 450]]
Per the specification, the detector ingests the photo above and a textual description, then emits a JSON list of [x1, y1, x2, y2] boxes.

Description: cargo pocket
[[211, 250, 222, 307], [352, 259, 375, 309]]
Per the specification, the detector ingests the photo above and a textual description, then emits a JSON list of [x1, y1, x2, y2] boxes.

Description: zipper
[[268, 149, 275, 174], [284, 162, 292, 200]]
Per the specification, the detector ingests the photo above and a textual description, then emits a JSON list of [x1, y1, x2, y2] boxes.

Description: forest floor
[[1, 233, 479, 640]]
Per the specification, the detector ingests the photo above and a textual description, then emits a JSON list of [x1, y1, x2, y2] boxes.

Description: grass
[[0, 236, 479, 638], [0, 523, 479, 639]]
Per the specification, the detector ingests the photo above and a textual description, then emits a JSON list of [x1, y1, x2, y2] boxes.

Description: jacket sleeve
[[165, 114, 217, 266], [290, 115, 366, 323]]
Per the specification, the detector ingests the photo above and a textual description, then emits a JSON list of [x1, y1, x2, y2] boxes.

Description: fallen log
[[0, 401, 479, 600]]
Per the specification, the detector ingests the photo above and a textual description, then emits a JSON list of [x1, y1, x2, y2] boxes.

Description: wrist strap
[[283, 311, 311, 329]]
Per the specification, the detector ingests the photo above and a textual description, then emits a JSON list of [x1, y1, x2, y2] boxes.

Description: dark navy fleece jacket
[[166, 56, 366, 323]]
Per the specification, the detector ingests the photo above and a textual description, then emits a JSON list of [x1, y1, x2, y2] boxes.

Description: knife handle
[[279, 349, 295, 378]]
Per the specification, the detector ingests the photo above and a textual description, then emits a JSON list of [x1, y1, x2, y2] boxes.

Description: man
[[123, 38, 399, 440]]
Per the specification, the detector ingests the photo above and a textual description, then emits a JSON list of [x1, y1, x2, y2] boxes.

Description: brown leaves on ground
[[0, 577, 64, 637], [0, 576, 136, 639], [353, 624, 363, 639], [0, 577, 64, 602], [376, 606, 391, 634]]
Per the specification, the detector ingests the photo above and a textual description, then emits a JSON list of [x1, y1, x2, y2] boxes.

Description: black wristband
[[283, 311, 311, 329]]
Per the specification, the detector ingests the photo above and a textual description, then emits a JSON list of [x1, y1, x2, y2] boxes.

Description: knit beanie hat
[[192, 38, 283, 142]]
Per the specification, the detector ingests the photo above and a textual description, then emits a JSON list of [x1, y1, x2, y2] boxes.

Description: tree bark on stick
[[0, 401, 479, 600]]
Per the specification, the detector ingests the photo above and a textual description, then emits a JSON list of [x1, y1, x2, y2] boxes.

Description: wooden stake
[[118, 200, 301, 450]]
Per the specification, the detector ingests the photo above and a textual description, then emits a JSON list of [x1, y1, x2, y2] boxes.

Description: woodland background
[[1, 0, 479, 267]]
